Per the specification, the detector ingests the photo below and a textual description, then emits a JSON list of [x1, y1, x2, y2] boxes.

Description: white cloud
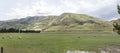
[[110, 17, 119, 21], [6, 0, 118, 20]]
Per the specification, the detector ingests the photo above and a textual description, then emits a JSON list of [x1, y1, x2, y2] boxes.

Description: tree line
[[0, 28, 41, 33]]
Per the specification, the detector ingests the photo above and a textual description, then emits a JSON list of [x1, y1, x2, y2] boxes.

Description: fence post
[[1, 47, 3, 53]]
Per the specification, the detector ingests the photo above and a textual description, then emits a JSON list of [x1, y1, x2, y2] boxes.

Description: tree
[[113, 23, 120, 34], [117, 5, 120, 14], [113, 5, 120, 34]]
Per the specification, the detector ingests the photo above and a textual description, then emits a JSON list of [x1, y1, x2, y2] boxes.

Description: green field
[[0, 32, 120, 53]]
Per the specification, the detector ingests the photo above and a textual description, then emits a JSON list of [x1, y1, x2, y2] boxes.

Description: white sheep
[[18, 36, 22, 39], [8, 36, 12, 39]]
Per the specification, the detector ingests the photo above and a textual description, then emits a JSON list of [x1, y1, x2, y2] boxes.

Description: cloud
[[7, 0, 118, 20]]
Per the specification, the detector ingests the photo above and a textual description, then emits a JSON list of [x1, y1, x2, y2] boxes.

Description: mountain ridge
[[26, 13, 112, 31], [0, 13, 113, 31]]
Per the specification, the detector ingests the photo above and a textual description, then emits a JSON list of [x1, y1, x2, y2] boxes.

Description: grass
[[0, 32, 120, 53]]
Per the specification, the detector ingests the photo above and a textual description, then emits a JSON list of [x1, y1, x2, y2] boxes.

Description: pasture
[[0, 32, 120, 53]]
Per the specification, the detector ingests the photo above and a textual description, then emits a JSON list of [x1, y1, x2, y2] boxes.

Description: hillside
[[0, 13, 113, 31], [26, 13, 112, 31], [0, 16, 45, 29], [111, 19, 120, 24]]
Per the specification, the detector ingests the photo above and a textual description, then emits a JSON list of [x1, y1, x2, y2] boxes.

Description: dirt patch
[[67, 46, 120, 53], [66, 50, 95, 53], [96, 46, 120, 53]]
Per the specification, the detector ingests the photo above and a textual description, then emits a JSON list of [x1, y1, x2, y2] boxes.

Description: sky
[[0, 0, 119, 21]]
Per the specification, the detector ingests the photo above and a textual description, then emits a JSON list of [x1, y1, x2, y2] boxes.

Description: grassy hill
[[0, 13, 113, 31], [0, 16, 45, 29], [111, 19, 120, 24], [27, 13, 112, 31]]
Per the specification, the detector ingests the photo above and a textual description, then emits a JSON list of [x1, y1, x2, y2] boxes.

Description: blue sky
[[0, 0, 119, 21]]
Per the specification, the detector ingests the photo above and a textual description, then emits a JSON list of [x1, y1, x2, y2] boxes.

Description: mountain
[[0, 13, 113, 31], [26, 13, 112, 31], [0, 16, 45, 29], [111, 19, 120, 24]]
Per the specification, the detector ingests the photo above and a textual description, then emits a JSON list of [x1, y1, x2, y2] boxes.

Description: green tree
[[113, 5, 120, 34], [113, 23, 120, 34], [117, 5, 120, 14]]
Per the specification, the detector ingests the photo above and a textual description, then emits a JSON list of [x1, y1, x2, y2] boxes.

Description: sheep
[[18, 36, 22, 39], [8, 36, 12, 39]]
